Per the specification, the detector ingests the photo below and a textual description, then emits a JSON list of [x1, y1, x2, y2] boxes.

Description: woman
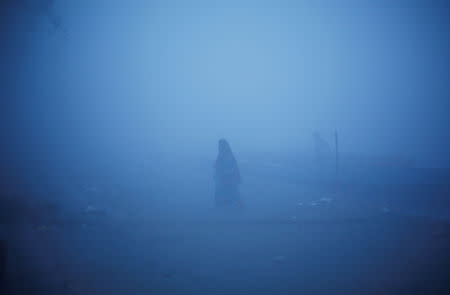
[[214, 139, 242, 208]]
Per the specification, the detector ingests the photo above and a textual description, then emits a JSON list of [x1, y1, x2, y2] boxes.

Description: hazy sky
[[1, 0, 449, 166]]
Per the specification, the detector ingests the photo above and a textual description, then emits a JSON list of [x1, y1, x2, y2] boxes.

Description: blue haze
[[0, 1, 449, 294]]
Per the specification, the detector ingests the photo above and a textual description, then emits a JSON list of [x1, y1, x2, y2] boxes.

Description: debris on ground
[[85, 205, 97, 214], [319, 197, 332, 203], [83, 186, 100, 193]]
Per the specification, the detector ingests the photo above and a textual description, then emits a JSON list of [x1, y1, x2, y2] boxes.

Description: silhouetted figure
[[313, 131, 331, 164], [214, 139, 242, 208]]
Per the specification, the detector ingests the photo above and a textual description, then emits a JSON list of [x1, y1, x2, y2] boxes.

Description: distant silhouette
[[313, 131, 331, 164], [214, 139, 242, 208]]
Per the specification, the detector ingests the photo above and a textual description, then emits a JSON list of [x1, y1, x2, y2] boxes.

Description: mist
[[1, 1, 450, 294]]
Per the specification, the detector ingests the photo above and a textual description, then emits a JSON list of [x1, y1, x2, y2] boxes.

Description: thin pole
[[335, 129, 339, 183]]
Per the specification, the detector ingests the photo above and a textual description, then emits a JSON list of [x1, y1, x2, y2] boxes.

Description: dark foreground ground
[[1, 157, 450, 294]]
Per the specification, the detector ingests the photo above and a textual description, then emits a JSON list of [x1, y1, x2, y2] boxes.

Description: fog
[[1, 1, 450, 294]]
